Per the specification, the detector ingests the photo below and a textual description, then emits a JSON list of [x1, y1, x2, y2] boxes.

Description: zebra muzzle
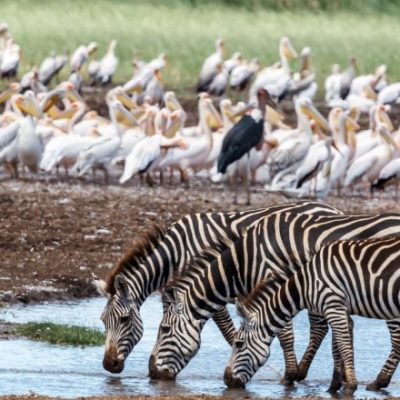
[[224, 366, 246, 388], [148, 365, 176, 380], [103, 346, 125, 373]]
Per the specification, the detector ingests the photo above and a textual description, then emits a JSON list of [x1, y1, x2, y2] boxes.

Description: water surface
[[0, 296, 398, 398]]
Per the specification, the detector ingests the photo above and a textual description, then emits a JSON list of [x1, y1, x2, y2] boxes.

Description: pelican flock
[[1, 21, 400, 201]]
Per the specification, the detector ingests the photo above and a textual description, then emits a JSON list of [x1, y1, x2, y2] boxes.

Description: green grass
[[2, 0, 400, 93], [14, 322, 105, 346]]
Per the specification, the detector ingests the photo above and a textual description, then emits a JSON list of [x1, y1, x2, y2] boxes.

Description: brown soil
[[1, 176, 399, 306]]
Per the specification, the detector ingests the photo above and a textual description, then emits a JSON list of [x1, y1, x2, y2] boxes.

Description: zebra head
[[224, 301, 271, 388], [94, 274, 143, 374], [149, 286, 203, 380]]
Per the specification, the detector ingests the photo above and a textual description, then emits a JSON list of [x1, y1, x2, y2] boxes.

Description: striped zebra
[[152, 211, 400, 389], [225, 236, 400, 395], [93, 200, 340, 375]]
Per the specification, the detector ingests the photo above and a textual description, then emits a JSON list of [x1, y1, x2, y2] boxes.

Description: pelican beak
[[42, 93, 62, 113], [380, 127, 400, 151], [345, 117, 360, 132], [116, 91, 137, 110], [266, 105, 285, 125], [206, 102, 223, 130], [378, 110, 394, 132], [301, 102, 330, 133], [21, 96, 43, 118], [283, 40, 298, 61], [67, 87, 84, 103], [232, 103, 252, 119]]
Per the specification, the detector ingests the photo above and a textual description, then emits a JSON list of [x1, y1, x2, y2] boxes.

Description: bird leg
[[159, 170, 163, 185], [233, 164, 239, 205], [146, 172, 154, 187], [246, 153, 251, 205]]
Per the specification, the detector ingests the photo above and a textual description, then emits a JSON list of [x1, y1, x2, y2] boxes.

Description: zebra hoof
[[280, 372, 297, 386], [343, 382, 357, 396], [366, 378, 389, 391]]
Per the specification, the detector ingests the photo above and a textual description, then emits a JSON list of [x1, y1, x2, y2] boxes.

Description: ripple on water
[[0, 296, 398, 398]]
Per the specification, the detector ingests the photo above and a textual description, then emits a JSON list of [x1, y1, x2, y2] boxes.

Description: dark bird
[[217, 88, 276, 204]]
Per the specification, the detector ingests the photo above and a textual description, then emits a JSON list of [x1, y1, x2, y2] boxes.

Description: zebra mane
[[166, 242, 228, 291], [106, 223, 166, 294], [242, 271, 285, 308]]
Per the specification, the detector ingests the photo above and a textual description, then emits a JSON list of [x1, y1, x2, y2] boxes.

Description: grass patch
[[14, 322, 105, 346], [1, 0, 400, 93]]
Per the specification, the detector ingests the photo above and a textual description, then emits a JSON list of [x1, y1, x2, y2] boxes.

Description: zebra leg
[[277, 321, 299, 385], [326, 308, 357, 395], [297, 313, 329, 381], [212, 307, 237, 346], [367, 320, 400, 391], [328, 330, 343, 393]]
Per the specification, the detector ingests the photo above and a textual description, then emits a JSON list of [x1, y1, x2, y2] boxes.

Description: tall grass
[[2, 0, 400, 92]]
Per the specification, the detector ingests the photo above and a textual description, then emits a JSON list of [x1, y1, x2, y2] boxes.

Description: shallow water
[[0, 296, 399, 398]]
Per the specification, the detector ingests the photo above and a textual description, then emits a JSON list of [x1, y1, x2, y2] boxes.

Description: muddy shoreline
[[1, 176, 400, 306]]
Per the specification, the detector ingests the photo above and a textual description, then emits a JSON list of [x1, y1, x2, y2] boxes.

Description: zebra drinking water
[[225, 236, 400, 395], [152, 211, 400, 389], [94, 200, 340, 376]]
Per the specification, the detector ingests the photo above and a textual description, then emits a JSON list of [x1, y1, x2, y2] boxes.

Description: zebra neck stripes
[[226, 237, 400, 394], [153, 211, 400, 383]]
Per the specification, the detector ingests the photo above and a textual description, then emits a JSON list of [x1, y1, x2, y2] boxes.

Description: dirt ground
[[1, 174, 400, 306]]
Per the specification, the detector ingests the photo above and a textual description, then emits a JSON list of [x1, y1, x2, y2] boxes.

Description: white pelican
[[230, 58, 260, 91], [224, 52, 242, 74], [16, 92, 44, 174], [75, 100, 129, 181], [1, 38, 20, 78], [249, 36, 298, 100], [144, 69, 164, 104], [377, 82, 400, 105], [295, 137, 336, 194], [287, 47, 317, 100], [0, 120, 20, 177], [208, 63, 228, 96], [372, 157, 400, 198], [157, 95, 221, 182], [39, 51, 67, 86], [325, 64, 342, 103], [338, 56, 358, 99], [70, 42, 97, 72], [196, 38, 225, 93], [349, 64, 387, 96], [96, 40, 118, 85], [344, 123, 399, 191], [267, 97, 329, 178]]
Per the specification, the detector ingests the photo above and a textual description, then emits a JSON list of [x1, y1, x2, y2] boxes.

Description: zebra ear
[[92, 274, 109, 298], [236, 300, 251, 321], [163, 286, 178, 304], [114, 274, 133, 302]]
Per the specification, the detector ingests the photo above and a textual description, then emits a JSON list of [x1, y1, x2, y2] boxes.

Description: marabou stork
[[217, 88, 276, 204]]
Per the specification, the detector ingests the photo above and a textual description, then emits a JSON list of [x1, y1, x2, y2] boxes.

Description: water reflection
[[0, 296, 399, 398]]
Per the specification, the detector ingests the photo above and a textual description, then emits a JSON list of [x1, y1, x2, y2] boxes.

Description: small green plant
[[15, 322, 105, 346]]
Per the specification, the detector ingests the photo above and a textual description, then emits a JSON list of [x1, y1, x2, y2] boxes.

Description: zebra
[[152, 211, 400, 390], [225, 236, 400, 395], [93, 200, 340, 375]]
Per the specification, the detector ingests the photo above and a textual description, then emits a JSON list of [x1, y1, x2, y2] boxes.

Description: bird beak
[[42, 93, 62, 113], [345, 116, 360, 132], [206, 102, 223, 130], [266, 105, 285, 125], [232, 103, 252, 119], [283, 40, 298, 60], [116, 91, 137, 110], [378, 109, 394, 132], [67, 87, 84, 103], [380, 127, 400, 151], [301, 102, 330, 133], [21, 96, 43, 118]]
